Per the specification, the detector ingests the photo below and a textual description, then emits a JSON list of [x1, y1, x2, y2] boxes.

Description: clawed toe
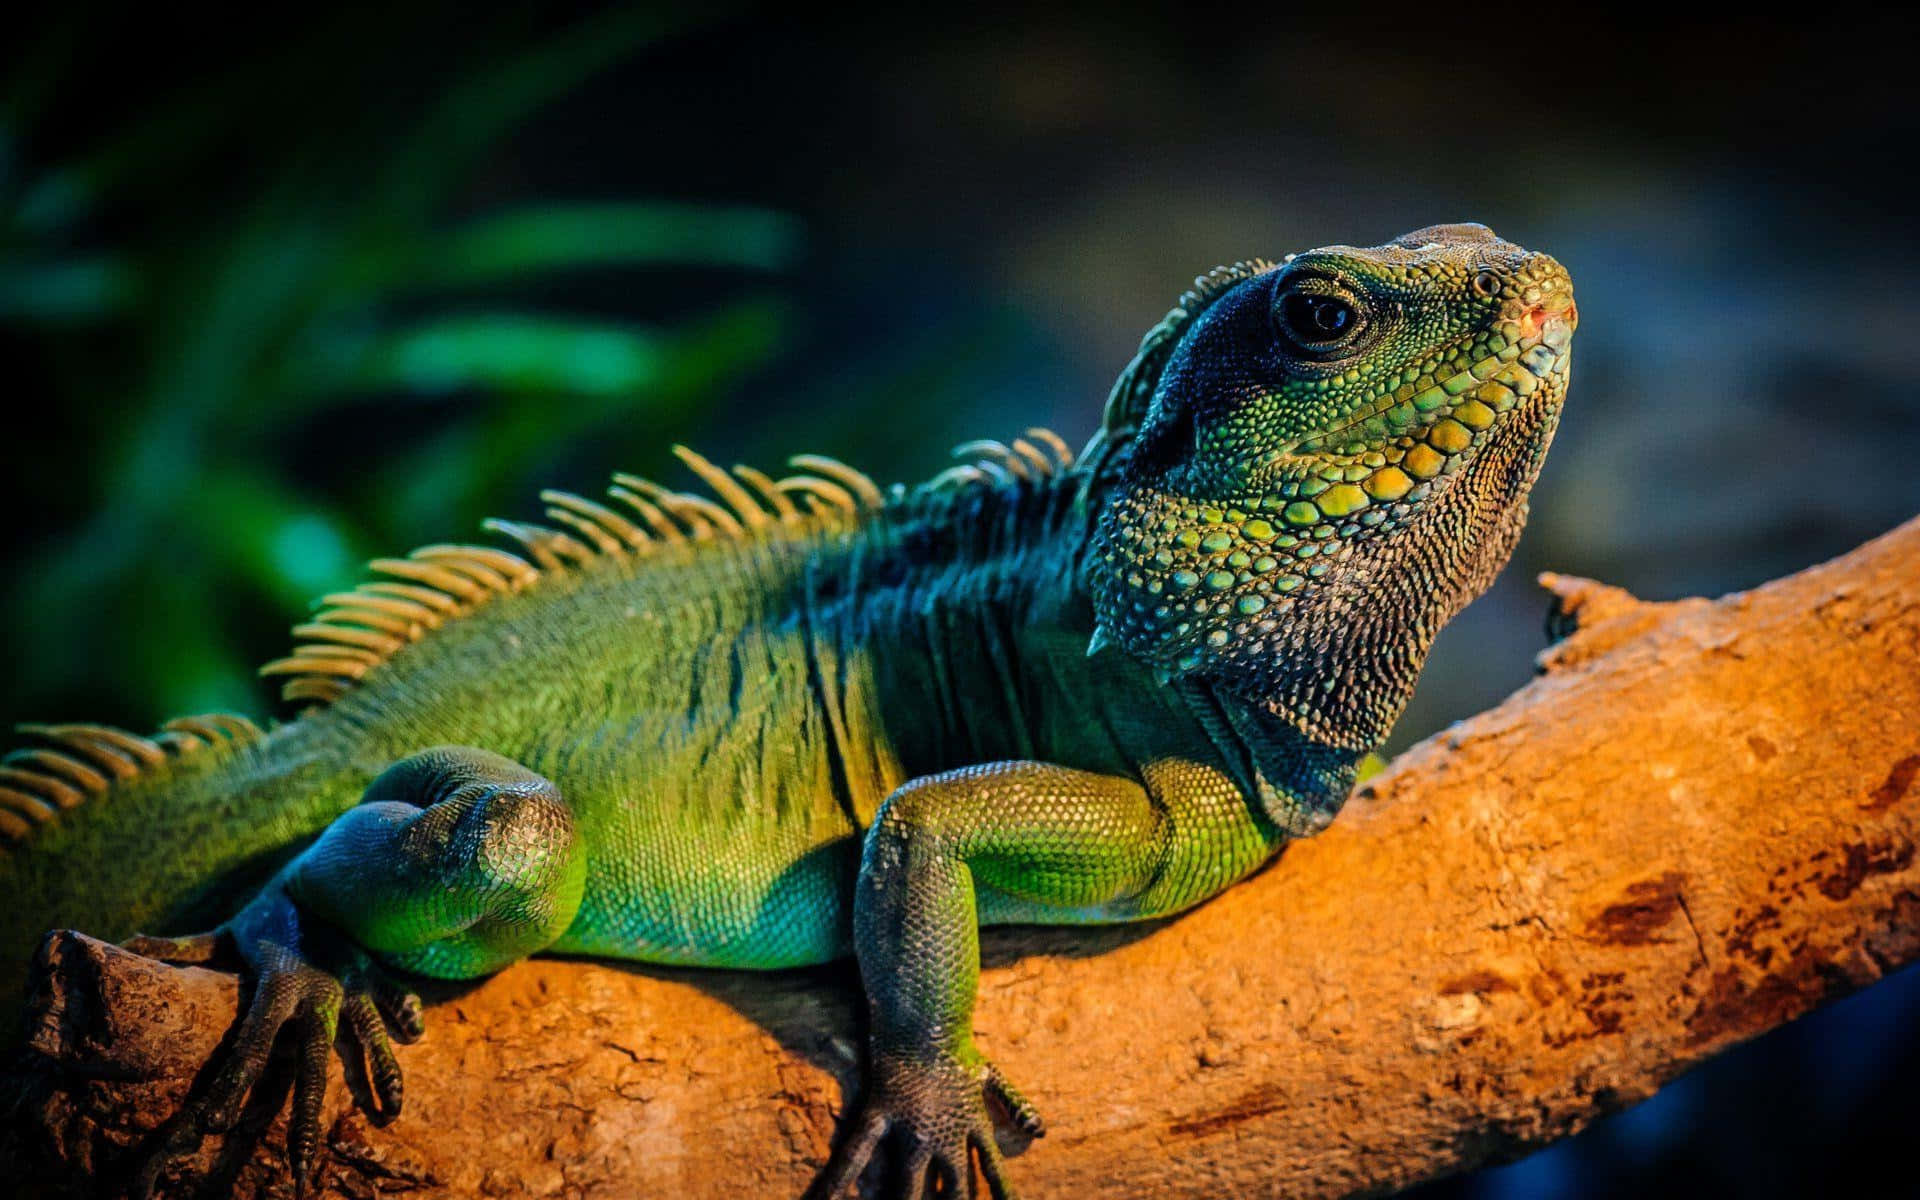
[[354, 958, 426, 1042], [340, 992, 406, 1120], [983, 1062, 1044, 1140]]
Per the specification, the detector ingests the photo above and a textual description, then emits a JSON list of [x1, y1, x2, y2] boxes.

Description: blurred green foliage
[[1, 6, 799, 725]]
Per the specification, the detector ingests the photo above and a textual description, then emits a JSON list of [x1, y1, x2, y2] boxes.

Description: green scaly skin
[[0, 223, 1575, 1199]]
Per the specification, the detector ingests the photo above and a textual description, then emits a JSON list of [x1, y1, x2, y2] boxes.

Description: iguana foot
[[122, 888, 423, 1200], [813, 1048, 1042, 1200]]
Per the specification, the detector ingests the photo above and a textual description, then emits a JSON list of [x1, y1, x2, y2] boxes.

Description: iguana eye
[[1274, 285, 1363, 353]]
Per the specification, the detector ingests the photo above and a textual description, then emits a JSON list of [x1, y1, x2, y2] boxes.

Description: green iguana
[[0, 223, 1576, 1199]]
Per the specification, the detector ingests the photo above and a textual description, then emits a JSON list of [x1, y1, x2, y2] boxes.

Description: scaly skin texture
[[0, 223, 1574, 1199]]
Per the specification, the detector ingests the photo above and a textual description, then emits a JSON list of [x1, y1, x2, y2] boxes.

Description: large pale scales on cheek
[[1087, 225, 1575, 747]]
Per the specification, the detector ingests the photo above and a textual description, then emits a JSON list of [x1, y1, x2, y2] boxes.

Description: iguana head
[[1087, 223, 1575, 750]]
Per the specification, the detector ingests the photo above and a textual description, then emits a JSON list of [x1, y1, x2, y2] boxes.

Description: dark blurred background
[[5, 6, 1917, 1196]]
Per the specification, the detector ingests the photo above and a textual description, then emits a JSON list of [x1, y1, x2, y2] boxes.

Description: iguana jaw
[[1085, 227, 1575, 749]]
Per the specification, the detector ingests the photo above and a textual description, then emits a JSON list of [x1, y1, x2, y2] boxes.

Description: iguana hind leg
[[126, 746, 584, 1198]]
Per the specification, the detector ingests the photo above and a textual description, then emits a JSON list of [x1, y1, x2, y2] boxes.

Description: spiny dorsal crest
[[261, 431, 1077, 707], [1080, 259, 1280, 482], [0, 714, 263, 847]]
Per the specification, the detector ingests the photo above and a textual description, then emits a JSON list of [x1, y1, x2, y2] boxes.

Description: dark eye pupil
[[1281, 292, 1354, 343]]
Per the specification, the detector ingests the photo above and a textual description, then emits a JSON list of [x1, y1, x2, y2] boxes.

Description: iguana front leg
[[127, 746, 585, 1198], [816, 760, 1279, 1199]]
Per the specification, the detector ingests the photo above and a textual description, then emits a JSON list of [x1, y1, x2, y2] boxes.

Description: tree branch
[[7, 517, 1920, 1198]]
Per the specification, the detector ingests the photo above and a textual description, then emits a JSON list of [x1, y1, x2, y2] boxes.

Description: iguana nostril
[[1522, 296, 1577, 339]]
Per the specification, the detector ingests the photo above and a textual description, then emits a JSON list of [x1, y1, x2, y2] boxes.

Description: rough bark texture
[[5, 516, 1920, 1199]]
